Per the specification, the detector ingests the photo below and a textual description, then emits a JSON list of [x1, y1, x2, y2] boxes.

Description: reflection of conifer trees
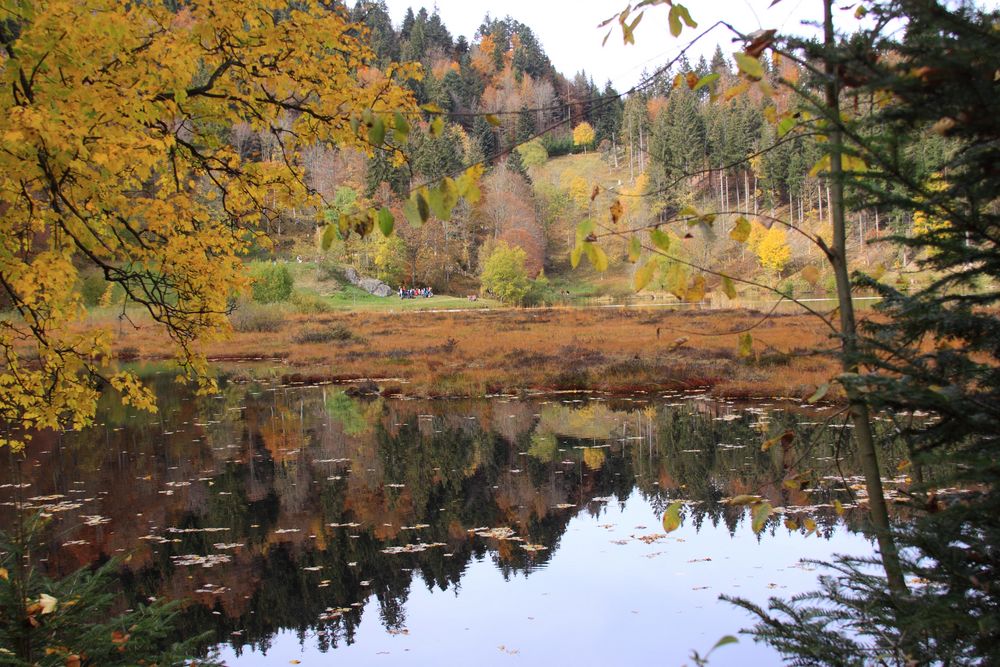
[[0, 382, 911, 659]]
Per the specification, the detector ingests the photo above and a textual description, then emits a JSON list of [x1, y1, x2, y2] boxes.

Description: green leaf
[[427, 186, 446, 220], [393, 112, 410, 141], [662, 501, 683, 533], [628, 236, 642, 262], [668, 6, 682, 37], [570, 244, 584, 269], [430, 116, 444, 137], [711, 636, 739, 651], [485, 113, 501, 127], [730, 216, 751, 243], [751, 502, 773, 533], [575, 218, 595, 244], [420, 102, 444, 114], [368, 116, 385, 146], [721, 276, 737, 299], [416, 191, 430, 223], [693, 72, 720, 91], [584, 242, 609, 272], [402, 198, 422, 228], [808, 382, 830, 403], [738, 332, 753, 358], [441, 176, 459, 212], [675, 4, 697, 28], [777, 115, 795, 137], [377, 207, 394, 237], [320, 224, 337, 251], [650, 228, 671, 252], [734, 52, 764, 80], [456, 169, 482, 204], [634, 260, 656, 291]]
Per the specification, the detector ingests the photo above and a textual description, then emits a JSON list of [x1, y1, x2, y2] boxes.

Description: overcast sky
[[380, 1, 853, 90]]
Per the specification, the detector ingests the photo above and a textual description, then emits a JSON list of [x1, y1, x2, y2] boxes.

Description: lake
[[1, 373, 902, 666]]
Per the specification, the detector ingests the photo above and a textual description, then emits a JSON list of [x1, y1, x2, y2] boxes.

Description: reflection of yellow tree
[[582, 447, 607, 470], [538, 404, 616, 440]]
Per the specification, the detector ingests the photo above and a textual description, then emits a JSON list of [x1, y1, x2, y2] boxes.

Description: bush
[[290, 290, 334, 313], [480, 242, 531, 305], [293, 325, 354, 344], [229, 301, 287, 332], [516, 139, 548, 167], [249, 261, 293, 303], [541, 133, 575, 157], [525, 270, 557, 306]]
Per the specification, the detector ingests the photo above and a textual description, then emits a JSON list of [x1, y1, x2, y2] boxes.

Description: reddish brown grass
[[107, 306, 840, 399]]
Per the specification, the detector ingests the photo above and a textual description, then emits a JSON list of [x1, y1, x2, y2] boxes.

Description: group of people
[[399, 286, 433, 299]]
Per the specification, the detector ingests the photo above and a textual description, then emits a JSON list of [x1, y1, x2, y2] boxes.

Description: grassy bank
[[107, 306, 837, 400]]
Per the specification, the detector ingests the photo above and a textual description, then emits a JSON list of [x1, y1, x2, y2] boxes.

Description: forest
[[1, 0, 998, 665]]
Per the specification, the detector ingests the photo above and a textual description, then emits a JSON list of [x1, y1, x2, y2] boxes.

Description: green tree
[[479, 242, 531, 305], [249, 262, 294, 303], [516, 139, 549, 167]]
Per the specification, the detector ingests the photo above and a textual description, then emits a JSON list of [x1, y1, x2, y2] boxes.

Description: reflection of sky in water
[[222, 490, 875, 666]]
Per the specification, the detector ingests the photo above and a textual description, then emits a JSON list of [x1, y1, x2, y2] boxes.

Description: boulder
[[343, 266, 360, 285], [359, 277, 392, 297]]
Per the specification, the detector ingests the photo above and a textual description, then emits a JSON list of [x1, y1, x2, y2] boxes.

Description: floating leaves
[[381, 542, 447, 555], [662, 501, 683, 533], [171, 554, 232, 568]]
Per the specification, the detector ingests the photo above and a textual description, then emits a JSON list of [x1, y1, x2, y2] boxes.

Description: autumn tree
[[756, 226, 791, 274], [479, 242, 530, 305], [572, 122, 596, 152], [0, 0, 431, 450], [475, 162, 545, 275]]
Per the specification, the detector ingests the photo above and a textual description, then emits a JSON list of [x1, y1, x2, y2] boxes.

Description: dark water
[[1, 374, 904, 665]]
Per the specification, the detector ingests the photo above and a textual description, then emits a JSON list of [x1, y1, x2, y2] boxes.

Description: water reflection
[[0, 375, 904, 664]]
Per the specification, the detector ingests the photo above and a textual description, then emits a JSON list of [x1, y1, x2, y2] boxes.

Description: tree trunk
[[824, 0, 906, 595]]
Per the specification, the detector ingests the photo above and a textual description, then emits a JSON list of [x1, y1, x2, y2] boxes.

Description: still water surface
[[1, 374, 896, 665]]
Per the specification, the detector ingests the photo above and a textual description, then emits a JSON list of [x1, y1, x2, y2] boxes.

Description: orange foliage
[[647, 96, 669, 121]]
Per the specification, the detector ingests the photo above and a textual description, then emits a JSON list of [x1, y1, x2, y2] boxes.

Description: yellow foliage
[[572, 122, 596, 147], [568, 176, 591, 209], [757, 226, 792, 273], [0, 0, 419, 449]]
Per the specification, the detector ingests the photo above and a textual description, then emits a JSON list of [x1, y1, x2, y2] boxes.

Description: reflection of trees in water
[[0, 381, 903, 657]]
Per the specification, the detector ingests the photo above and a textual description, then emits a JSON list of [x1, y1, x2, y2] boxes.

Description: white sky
[[381, 1, 846, 90]]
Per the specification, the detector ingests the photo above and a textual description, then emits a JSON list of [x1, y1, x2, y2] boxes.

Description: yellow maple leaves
[[0, 0, 421, 449]]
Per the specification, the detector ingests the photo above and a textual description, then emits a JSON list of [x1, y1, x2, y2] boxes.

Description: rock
[[343, 266, 391, 297], [359, 277, 392, 297]]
